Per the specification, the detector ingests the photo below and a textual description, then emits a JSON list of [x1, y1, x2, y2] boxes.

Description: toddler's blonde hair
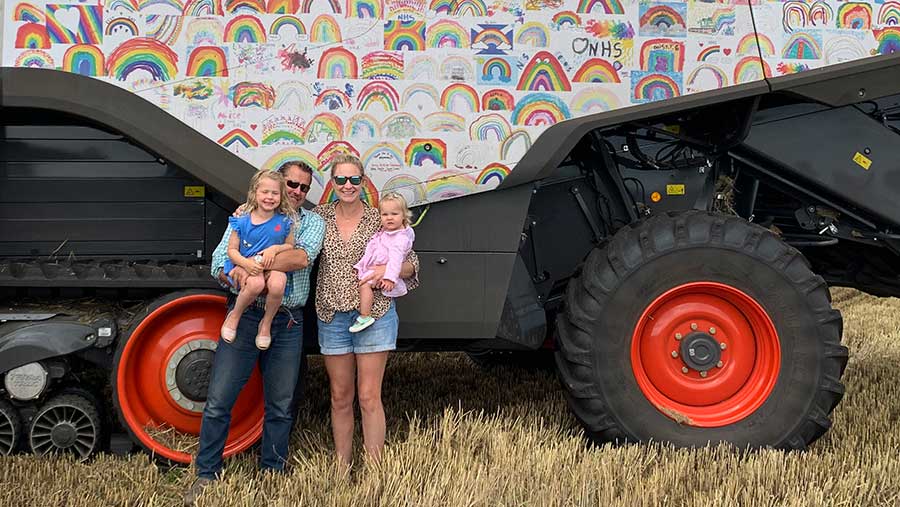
[[245, 169, 298, 221], [379, 192, 412, 227]]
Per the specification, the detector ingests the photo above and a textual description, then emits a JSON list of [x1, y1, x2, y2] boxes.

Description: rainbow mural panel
[[0, 0, 893, 205]]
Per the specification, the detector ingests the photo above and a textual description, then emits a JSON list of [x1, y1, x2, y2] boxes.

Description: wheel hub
[[175, 349, 215, 402], [680, 332, 721, 372], [51, 423, 77, 448]]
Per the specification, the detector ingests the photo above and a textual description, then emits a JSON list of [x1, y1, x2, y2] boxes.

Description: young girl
[[350, 192, 416, 332], [221, 170, 298, 349]]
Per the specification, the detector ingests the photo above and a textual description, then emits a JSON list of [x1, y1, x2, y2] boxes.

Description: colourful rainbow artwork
[[573, 58, 621, 84], [878, 2, 900, 26], [553, 11, 581, 29], [174, 79, 214, 100], [45, 5, 102, 44], [471, 24, 513, 54], [146, 15, 184, 45], [107, 38, 179, 81], [837, 3, 873, 30], [517, 51, 572, 92], [482, 89, 515, 111], [15, 23, 50, 49], [516, 22, 549, 48], [363, 143, 404, 172], [782, 32, 822, 59], [429, 0, 454, 14], [346, 114, 381, 139], [186, 46, 228, 77], [782, 1, 807, 32], [346, 0, 383, 18], [426, 20, 468, 48], [262, 126, 303, 145], [733, 56, 771, 83], [736, 33, 775, 56], [639, 4, 687, 37], [62, 45, 105, 77], [14, 49, 54, 68], [361, 51, 403, 80], [452, 0, 486, 16], [875, 27, 900, 55], [511, 93, 571, 126], [810, 2, 833, 26], [315, 88, 353, 110], [318, 47, 358, 79], [13, 3, 44, 23], [266, 0, 299, 13], [384, 20, 426, 51], [218, 128, 258, 149], [640, 39, 685, 73], [475, 163, 511, 186], [301, 0, 342, 14], [685, 65, 728, 92], [405, 138, 447, 168], [269, 15, 306, 36], [570, 88, 622, 113], [480, 57, 513, 83], [577, 0, 625, 15], [382, 113, 421, 138], [402, 84, 440, 110], [632, 72, 681, 103], [106, 17, 140, 37], [318, 141, 360, 169], [305, 112, 344, 143], [310, 14, 341, 43], [182, 0, 223, 15], [224, 15, 266, 43], [440, 83, 480, 113], [225, 0, 265, 13], [425, 170, 478, 200], [231, 82, 276, 108], [424, 112, 467, 133], [469, 114, 512, 142], [357, 81, 400, 112], [383, 174, 426, 204], [697, 45, 720, 62]]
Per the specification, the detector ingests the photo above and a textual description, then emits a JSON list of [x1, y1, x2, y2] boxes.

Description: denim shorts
[[318, 301, 398, 355]]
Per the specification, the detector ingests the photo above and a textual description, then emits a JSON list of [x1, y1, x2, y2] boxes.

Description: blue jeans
[[195, 304, 302, 478]]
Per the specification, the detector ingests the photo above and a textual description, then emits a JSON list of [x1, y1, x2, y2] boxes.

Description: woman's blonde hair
[[329, 153, 366, 178], [245, 169, 298, 221], [379, 192, 412, 227]]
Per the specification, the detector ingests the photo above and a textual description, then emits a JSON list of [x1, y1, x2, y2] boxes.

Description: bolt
[[720, 342, 727, 350], [675, 333, 683, 340], [716, 361, 724, 368], [671, 350, 678, 358], [700, 371, 708, 378], [682, 367, 689, 374], [709, 327, 716, 335], [691, 323, 698, 330]]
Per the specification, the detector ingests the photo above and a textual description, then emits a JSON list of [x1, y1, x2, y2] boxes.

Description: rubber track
[[0, 259, 220, 288]]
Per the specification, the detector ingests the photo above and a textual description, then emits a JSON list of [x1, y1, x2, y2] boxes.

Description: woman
[[312, 153, 418, 467]]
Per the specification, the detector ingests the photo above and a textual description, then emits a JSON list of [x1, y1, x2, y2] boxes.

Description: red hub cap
[[115, 294, 263, 463], [630, 282, 781, 427]]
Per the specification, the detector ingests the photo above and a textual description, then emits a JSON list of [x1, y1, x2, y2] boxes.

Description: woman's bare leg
[[324, 353, 357, 467], [356, 351, 389, 462]]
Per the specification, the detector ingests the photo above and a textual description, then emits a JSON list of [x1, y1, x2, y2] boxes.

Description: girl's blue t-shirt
[[229, 212, 293, 259]]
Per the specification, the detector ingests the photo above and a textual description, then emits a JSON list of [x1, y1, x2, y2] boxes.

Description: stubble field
[[1, 287, 899, 506]]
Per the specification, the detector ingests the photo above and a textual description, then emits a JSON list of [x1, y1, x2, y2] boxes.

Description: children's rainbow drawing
[[106, 17, 140, 37], [310, 14, 341, 43], [346, 0, 383, 18], [440, 83, 480, 113], [572, 58, 621, 83], [404, 54, 436, 80], [107, 38, 179, 81], [139, 0, 186, 13], [318, 47, 358, 79], [346, 113, 381, 139], [516, 22, 549, 47], [639, 4, 687, 37], [45, 5, 103, 44], [15, 23, 50, 49], [382, 113, 422, 138], [736, 33, 775, 57], [577, 0, 624, 16], [469, 113, 512, 142], [429, 0, 454, 14], [836, 3, 873, 30], [269, 15, 306, 36], [14, 3, 45, 23], [697, 45, 720, 62], [266, 0, 299, 14], [482, 89, 515, 111], [182, 0, 223, 15], [318, 141, 360, 168], [361, 51, 404, 80], [471, 24, 513, 54], [782, 1, 807, 32], [453, 0, 486, 16], [480, 57, 513, 83], [357, 81, 400, 112], [14, 49, 54, 68], [146, 15, 184, 45], [225, 0, 265, 13], [363, 142, 404, 171], [218, 128, 259, 149], [315, 88, 353, 110], [426, 20, 468, 48], [402, 83, 440, 110], [640, 39, 685, 73], [878, 2, 900, 26], [319, 177, 379, 206], [405, 138, 447, 168], [274, 81, 312, 110], [517, 51, 572, 92], [63, 44, 106, 77], [475, 163, 511, 186], [440, 56, 474, 81], [733, 56, 770, 83], [383, 174, 427, 204], [425, 170, 478, 200], [810, 1, 833, 26], [305, 112, 344, 143], [301, 0, 342, 14], [782, 32, 822, 59], [511, 93, 571, 126], [224, 15, 267, 42], [262, 126, 304, 145], [186, 46, 228, 76], [424, 112, 467, 133], [384, 20, 426, 51], [875, 27, 900, 55], [685, 65, 728, 92], [570, 87, 622, 113], [231, 81, 276, 108], [632, 72, 681, 103], [174, 79, 214, 100], [553, 11, 582, 29]]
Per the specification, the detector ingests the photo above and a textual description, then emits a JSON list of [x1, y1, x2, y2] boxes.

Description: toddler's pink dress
[[354, 226, 415, 297]]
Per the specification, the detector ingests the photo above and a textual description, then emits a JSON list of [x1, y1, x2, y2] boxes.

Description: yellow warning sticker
[[852, 152, 872, 170], [666, 184, 685, 196], [184, 186, 206, 197]]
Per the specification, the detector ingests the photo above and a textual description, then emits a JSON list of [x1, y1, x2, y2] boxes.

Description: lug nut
[[720, 342, 727, 350], [691, 323, 698, 330], [709, 327, 716, 335], [700, 371, 708, 378], [671, 350, 678, 358], [716, 361, 724, 368], [682, 367, 689, 374], [675, 333, 682, 340]]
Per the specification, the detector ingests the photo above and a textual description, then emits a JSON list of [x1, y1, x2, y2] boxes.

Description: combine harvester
[[2, 0, 899, 462]]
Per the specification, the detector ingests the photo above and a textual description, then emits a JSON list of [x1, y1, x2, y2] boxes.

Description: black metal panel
[[0, 319, 96, 373], [742, 105, 900, 228], [769, 53, 900, 107]]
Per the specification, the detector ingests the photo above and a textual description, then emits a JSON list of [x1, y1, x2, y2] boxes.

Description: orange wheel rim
[[630, 282, 781, 427], [115, 294, 263, 463]]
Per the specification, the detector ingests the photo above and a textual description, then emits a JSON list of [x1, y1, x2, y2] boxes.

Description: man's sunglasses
[[286, 180, 311, 192], [333, 175, 363, 186]]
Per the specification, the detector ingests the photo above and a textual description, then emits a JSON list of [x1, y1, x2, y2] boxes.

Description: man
[[184, 161, 325, 505]]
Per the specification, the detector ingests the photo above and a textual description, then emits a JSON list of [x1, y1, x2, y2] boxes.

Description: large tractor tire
[[556, 211, 848, 449], [112, 290, 264, 463]]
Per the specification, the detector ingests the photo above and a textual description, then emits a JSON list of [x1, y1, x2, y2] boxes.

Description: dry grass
[[2, 288, 900, 506]]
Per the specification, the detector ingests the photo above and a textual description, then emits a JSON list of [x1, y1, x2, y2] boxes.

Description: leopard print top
[[312, 201, 419, 323]]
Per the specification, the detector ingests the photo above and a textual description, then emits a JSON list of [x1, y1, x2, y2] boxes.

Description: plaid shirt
[[211, 207, 325, 309]]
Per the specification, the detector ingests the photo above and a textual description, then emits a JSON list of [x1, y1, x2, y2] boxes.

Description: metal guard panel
[[0, 320, 96, 373]]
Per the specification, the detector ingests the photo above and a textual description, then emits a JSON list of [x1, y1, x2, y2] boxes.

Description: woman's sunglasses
[[333, 175, 363, 186], [286, 180, 311, 192]]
